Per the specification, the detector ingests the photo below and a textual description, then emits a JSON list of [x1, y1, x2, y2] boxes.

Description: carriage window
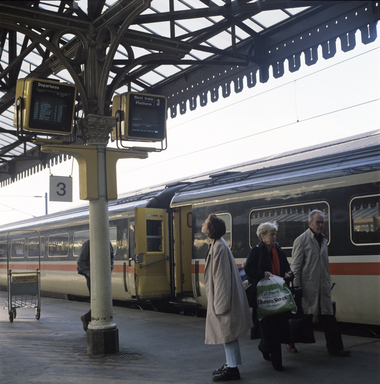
[[249, 202, 330, 248], [11, 238, 25, 259], [128, 222, 135, 260], [147, 220, 162, 252], [0, 242, 6, 259], [73, 231, 89, 256], [216, 213, 232, 248], [28, 236, 45, 258], [74, 227, 117, 256], [109, 227, 117, 251], [48, 233, 69, 257], [351, 195, 380, 245]]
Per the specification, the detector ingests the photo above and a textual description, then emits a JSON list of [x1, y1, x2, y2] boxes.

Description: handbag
[[288, 283, 315, 343], [289, 315, 315, 343], [256, 275, 297, 320], [245, 283, 256, 308], [238, 267, 256, 308], [243, 247, 263, 308]]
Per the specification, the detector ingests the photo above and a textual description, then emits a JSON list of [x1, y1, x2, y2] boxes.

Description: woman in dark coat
[[245, 221, 293, 372]]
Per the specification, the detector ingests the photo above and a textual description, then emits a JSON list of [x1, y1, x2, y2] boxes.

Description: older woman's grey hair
[[256, 222, 279, 239]]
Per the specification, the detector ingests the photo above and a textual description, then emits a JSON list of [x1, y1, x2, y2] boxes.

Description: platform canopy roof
[[0, 0, 379, 186]]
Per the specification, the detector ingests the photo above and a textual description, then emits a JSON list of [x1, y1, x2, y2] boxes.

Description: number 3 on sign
[[49, 175, 73, 202]]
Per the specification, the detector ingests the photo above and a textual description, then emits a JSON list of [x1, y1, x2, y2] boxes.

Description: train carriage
[[171, 130, 380, 326], [0, 130, 379, 331], [0, 184, 189, 304]]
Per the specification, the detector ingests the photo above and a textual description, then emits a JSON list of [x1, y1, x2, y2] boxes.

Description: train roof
[[0, 130, 379, 232], [171, 130, 380, 206], [0, 185, 182, 232]]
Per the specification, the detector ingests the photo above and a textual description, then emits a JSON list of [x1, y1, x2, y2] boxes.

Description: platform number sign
[[49, 175, 72, 202]]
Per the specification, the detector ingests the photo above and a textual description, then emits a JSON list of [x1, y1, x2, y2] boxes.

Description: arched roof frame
[[0, 0, 378, 186]]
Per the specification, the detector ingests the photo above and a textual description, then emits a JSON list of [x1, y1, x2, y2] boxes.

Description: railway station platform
[[0, 291, 379, 384]]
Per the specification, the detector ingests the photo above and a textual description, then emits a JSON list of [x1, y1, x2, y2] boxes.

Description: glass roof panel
[[227, 26, 251, 41], [252, 10, 291, 29], [207, 15, 224, 23], [176, 17, 215, 33], [175, 24, 190, 37], [205, 30, 234, 50], [187, 49, 214, 60], [38, 1, 62, 12], [150, 0, 171, 13], [285, 7, 311, 16], [139, 71, 166, 86], [154, 65, 182, 77], [212, 0, 227, 6], [132, 46, 156, 59], [129, 24, 147, 33], [179, 0, 208, 10], [140, 22, 172, 38]]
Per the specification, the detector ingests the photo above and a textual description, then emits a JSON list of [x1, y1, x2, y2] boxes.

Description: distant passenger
[[291, 210, 350, 356], [77, 239, 114, 332], [245, 221, 294, 372], [202, 214, 252, 382]]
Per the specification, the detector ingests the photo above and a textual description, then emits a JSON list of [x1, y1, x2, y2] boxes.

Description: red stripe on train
[[0, 263, 133, 273], [1, 262, 379, 276], [192, 262, 380, 276], [329, 262, 380, 276]]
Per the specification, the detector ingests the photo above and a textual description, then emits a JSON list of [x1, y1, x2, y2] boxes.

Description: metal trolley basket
[[6, 229, 41, 322]]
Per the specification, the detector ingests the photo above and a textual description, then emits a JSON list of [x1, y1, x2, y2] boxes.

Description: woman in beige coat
[[202, 214, 253, 382]]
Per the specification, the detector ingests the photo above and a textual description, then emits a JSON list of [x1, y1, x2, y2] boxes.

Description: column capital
[[78, 114, 116, 145]]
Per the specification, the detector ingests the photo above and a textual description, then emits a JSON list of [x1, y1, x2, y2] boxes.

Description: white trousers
[[224, 339, 242, 368]]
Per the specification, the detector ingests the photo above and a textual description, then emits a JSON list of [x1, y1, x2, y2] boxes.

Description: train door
[[134, 208, 171, 299], [173, 206, 193, 295]]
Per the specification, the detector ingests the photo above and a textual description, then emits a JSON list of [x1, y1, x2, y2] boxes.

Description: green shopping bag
[[256, 275, 297, 320]]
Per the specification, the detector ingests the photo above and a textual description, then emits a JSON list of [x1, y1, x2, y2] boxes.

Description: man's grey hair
[[256, 221, 278, 239], [308, 209, 325, 222]]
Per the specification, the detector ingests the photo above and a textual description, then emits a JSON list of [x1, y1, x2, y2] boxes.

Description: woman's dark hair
[[207, 214, 226, 240]]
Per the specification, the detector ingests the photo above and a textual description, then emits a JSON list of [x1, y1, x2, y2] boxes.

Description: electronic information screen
[[112, 92, 166, 142], [14, 78, 77, 135]]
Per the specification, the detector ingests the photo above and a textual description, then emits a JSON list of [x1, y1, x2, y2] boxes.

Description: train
[[1, 130, 379, 333]]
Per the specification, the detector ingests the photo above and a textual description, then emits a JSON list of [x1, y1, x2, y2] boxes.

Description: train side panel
[[184, 173, 380, 327]]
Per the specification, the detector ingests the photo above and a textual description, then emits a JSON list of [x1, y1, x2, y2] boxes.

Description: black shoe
[[286, 343, 298, 353], [213, 367, 240, 382], [212, 364, 227, 375], [258, 345, 271, 361], [273, 364, 284, 372], [80, 315, 88, 332]]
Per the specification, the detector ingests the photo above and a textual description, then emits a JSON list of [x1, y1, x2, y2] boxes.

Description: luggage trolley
[[6, 229, 41, 322]]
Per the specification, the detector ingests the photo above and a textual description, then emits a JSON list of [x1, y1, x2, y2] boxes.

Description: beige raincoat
[[292, 228, 334, 316], [204, 237, 253, 345]]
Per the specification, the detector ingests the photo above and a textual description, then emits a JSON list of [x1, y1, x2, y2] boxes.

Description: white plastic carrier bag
[[256, 275, 297, 321]]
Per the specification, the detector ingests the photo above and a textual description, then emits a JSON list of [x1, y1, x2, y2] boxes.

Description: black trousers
[[319, 314, 344, 352], [259, 313, 290, 366], [84, 275, 91, 323]]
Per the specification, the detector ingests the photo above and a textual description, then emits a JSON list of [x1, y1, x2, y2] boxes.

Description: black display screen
[[28, 80, 76, 133], [127, 94, 166, 141]]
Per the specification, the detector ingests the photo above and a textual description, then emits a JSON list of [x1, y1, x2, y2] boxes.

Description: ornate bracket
[[77, 114, 116, 145]]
